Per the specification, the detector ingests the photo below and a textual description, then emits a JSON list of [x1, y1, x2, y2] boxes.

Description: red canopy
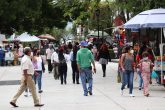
[[38, 34, 56, 40]]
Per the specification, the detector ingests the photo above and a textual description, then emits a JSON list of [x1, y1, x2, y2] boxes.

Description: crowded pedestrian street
[[0, 61, 165, 110]]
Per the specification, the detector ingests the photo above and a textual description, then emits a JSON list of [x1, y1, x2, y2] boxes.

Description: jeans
[[138, 70, 143, 88], [33, 71, 42, 91], [80, 68, 93, 95], [121, 70, 134, 94]]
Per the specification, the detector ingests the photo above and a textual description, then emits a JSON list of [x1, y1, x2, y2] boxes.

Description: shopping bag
[[151, 71, 158, 78], [117, 71, 121, 83]]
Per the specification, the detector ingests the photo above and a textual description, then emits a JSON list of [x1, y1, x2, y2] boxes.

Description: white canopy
[[16, 32, 40, 42], [124, 8, 165, 28]]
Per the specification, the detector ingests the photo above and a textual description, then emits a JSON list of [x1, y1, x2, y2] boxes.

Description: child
[[138, 52, 153, 97]]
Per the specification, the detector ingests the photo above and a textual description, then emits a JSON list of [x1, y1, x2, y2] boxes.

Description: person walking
[[70, 45, 79, 84], [10, 47, 44, 107], [91, 45, 98, 61], [77, 41, 96, 96], [136, 53, 143, 90], [33, 49, 45, 93], [51, 49, 59, 80], [5, 49, 14, 66], [58, 48, 68, 85], [46, 44, 54, 73], [120, 46, 135, 97], [98, 43, 110, 77], [138, 52, 153, 97]]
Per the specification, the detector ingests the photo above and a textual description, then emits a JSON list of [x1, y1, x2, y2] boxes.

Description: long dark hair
[[73, 45, 78, 61], [58, 48, 65, 61], [125, 46, 131, 53], [100, 43, 109, 52]]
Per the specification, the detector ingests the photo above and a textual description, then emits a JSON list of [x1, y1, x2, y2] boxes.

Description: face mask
[[143, 57, 148, 60], [130, 50, 134, 54]]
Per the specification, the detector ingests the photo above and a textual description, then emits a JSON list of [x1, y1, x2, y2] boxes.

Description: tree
[[114, 0, 165, 22], [0, 0, 68, 35]]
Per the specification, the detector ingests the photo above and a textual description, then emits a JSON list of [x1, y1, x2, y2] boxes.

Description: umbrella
[[87, 31, 109, 38], [124, 8, 165, 28], [124, 8, 165, 84], [38, 34, 56, 40]]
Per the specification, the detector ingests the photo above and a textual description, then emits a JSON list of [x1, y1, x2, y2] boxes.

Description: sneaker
[[144, 93, 150, 97], [64, 80, 67, 84], [24, 92, 28, 97], [120, 90, 123, 96], [39, 90, 43, 93], [10, 102, 19, 107], [88, 91, 93, 95], [34, 104, 44, 107], [129, 94, 135, 97]]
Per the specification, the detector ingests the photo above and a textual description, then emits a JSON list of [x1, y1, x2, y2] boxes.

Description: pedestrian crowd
[[118, 41, 156, 97], [0, 44, 24, 66], [8, 40, 160, 108]]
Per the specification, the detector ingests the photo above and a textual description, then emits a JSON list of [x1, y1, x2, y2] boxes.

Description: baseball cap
[[80, 41, 88, 47]]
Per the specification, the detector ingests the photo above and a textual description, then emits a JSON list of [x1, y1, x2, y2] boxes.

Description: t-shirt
[[21, 55, 34, 75], [34, 56, 43, 71], [140, 59, 152, 73], [76, 48, 94, 68], [18, 47, 24, 57], [46, 48, 54, 59], [51, 52, 59, 63]]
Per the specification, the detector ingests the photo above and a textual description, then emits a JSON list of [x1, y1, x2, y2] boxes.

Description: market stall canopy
[[7, 33, 19, 42], [16, 32, 40, 42], [38, 34, 56, 40], [124, 8, 165, 84], [87, 31, 109, 38], [124, 8, 165, 29]]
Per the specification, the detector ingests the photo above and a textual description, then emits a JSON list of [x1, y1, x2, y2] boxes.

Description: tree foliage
[[0, 0, 67, 35], [114, 0, 165, 22], [0, 0, 165, 37]]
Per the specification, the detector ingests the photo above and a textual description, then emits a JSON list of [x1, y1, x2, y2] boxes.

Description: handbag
[[117, 71, 121, 83], [151, 71, 158, 78]]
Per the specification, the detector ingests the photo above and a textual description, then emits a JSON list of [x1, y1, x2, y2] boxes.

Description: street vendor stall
[[124, 8, 165, 85]]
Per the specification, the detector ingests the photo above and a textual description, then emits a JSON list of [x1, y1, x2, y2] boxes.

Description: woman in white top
[[33, 49, 45, 93]]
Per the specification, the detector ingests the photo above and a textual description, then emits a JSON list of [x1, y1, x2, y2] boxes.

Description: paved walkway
[[0, 62, 165, 110]]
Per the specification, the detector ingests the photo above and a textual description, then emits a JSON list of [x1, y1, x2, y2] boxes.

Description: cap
[[80, 41, 88, 47]]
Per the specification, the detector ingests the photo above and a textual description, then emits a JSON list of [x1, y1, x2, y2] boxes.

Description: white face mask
[[143, 57, 148, 60], [130, 50, 134, 54]]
